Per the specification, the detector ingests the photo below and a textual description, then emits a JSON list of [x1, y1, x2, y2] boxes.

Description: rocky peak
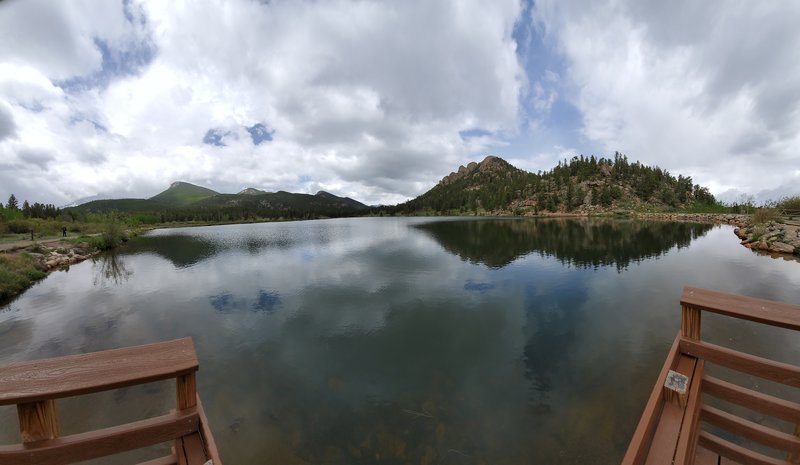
[[238, 188, 266, 195], [438, 155, 512, 186]]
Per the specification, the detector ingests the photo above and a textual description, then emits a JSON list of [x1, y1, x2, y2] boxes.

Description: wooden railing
[[0, 338, 221, 465], [622, 287, 800, 465]]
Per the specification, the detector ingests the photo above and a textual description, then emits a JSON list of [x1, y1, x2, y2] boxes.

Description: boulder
[[769, 242, 795, 254]]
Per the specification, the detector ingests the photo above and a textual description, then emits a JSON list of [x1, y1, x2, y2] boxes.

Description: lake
[[1, 217, 799, 464]]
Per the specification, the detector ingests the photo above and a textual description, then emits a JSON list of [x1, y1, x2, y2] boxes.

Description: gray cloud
[[0, 103, 15, 141], [19, 148, 55, 170]]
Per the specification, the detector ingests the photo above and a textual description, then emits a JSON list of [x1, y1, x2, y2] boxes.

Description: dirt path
[[0, 235, 95, 253]]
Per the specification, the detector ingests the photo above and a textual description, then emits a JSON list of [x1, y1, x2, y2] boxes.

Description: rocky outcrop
[[734, 221, 800, 256], [438, 156, 512, 186], [439, 162, 478, 186]]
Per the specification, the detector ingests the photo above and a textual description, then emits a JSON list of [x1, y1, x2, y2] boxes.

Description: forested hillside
[[69, 183, 369, 223], [392, 153, 717, 215]]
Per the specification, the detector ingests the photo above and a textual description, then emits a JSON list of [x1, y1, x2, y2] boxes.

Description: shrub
[[752, 208, 779, 224], [750, 225, 766, 241], [89, 220, 126, 250], [777, 196, 800, 211], [6, 219, 32, 234]]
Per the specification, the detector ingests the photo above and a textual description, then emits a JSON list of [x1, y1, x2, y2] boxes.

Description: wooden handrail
[[0, 338, 217, 464], [697, 431, 790, 465], [681, 287, 800, 332], [0, 410, 199, 465], [626, 289, 800, 465], [674, 360, 704, 465], [620, 334, 683, 465], [703, 375, 800, 423], [679, 338, 800, 388], [701, 405, 800, 454], [0, 338, 198, 405], [197, 395, 223, 465]]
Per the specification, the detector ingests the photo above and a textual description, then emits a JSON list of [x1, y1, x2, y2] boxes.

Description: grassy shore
[[0, 253, 47, 302]]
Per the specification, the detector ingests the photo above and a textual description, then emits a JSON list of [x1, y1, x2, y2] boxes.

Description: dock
[[623, 287, 800, 465], [0, 337, 222, 465]]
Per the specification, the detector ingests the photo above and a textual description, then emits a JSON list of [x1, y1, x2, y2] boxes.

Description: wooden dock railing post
[[177, 372, 197, 410], [17, 399, 60, 443], [789, 423, 800, 463], [681, 304, 701, 340]]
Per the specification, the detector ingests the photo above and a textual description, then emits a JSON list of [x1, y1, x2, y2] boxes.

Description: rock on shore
[[635, 213, 750, 226], [28, 244, 100, 270], [734, 221, 800, 256]]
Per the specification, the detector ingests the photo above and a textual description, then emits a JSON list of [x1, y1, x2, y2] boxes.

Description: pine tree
[[7, 194, 18, 210]]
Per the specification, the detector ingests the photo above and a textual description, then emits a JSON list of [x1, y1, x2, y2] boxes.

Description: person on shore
[[62, 226, 67, 237]]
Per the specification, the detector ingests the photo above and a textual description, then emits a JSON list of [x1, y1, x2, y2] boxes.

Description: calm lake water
[[1, 217, 799, 464]]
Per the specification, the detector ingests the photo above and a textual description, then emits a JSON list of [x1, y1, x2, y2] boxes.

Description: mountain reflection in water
[[415, 218, 714, 270]]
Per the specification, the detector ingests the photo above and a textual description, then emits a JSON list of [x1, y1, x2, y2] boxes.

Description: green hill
[[73, 198, 159, 213], [392, 153, 717, 215], [68, 182, 368, 222], [191, 190, 368, 218], [149, 182, 219, 207]]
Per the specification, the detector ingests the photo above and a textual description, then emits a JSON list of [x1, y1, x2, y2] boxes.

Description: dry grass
[[752, 208, 779, 224]]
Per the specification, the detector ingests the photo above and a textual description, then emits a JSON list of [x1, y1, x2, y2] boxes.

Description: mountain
[[393, 153, 717, 215], [68, 181, 368, 221], [149, 182, 219, 206], [193, 190, 369, 215], [238, 188, 268, 195], [315, 191, 370, 210], [71, 182, 219, 212]]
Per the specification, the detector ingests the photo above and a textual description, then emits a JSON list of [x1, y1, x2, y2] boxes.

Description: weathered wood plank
[[0, 410, 199, 465], [697, 431, 792, 465], [177, 373, 197, 410], [789, 423, 800, 463], [675, 359, 705, 465], [0, 338, 198, 405], [177, 433, 208, 465], [645, 355, 698, 465], [703, 376, 800, 423], [137, 455, 178, 465], [720, 458, 744, 465], [197, 395, 223, 465], [621, 333, 683, 465], [680, 339, 800, 388], [701, 405, 800, 455], [682, 304, 702, 340], [681, 287, 800, 331], [694, 444, 721, 465], [17, 400, 59, 443]]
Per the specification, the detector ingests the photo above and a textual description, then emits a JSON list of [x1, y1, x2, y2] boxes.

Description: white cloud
[[533, 0, 800, 200], [4, 0, 797, 209], [0, 0, 524, 206]]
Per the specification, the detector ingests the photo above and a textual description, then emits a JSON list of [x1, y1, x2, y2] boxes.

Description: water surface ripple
[[1, 217, 799, 464]]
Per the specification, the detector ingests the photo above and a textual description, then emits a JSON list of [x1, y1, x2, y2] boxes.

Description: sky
[[1, 0, 799, 207]]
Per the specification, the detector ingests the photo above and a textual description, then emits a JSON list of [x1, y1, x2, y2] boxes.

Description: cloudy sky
[[1, 0, 798, 206]]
